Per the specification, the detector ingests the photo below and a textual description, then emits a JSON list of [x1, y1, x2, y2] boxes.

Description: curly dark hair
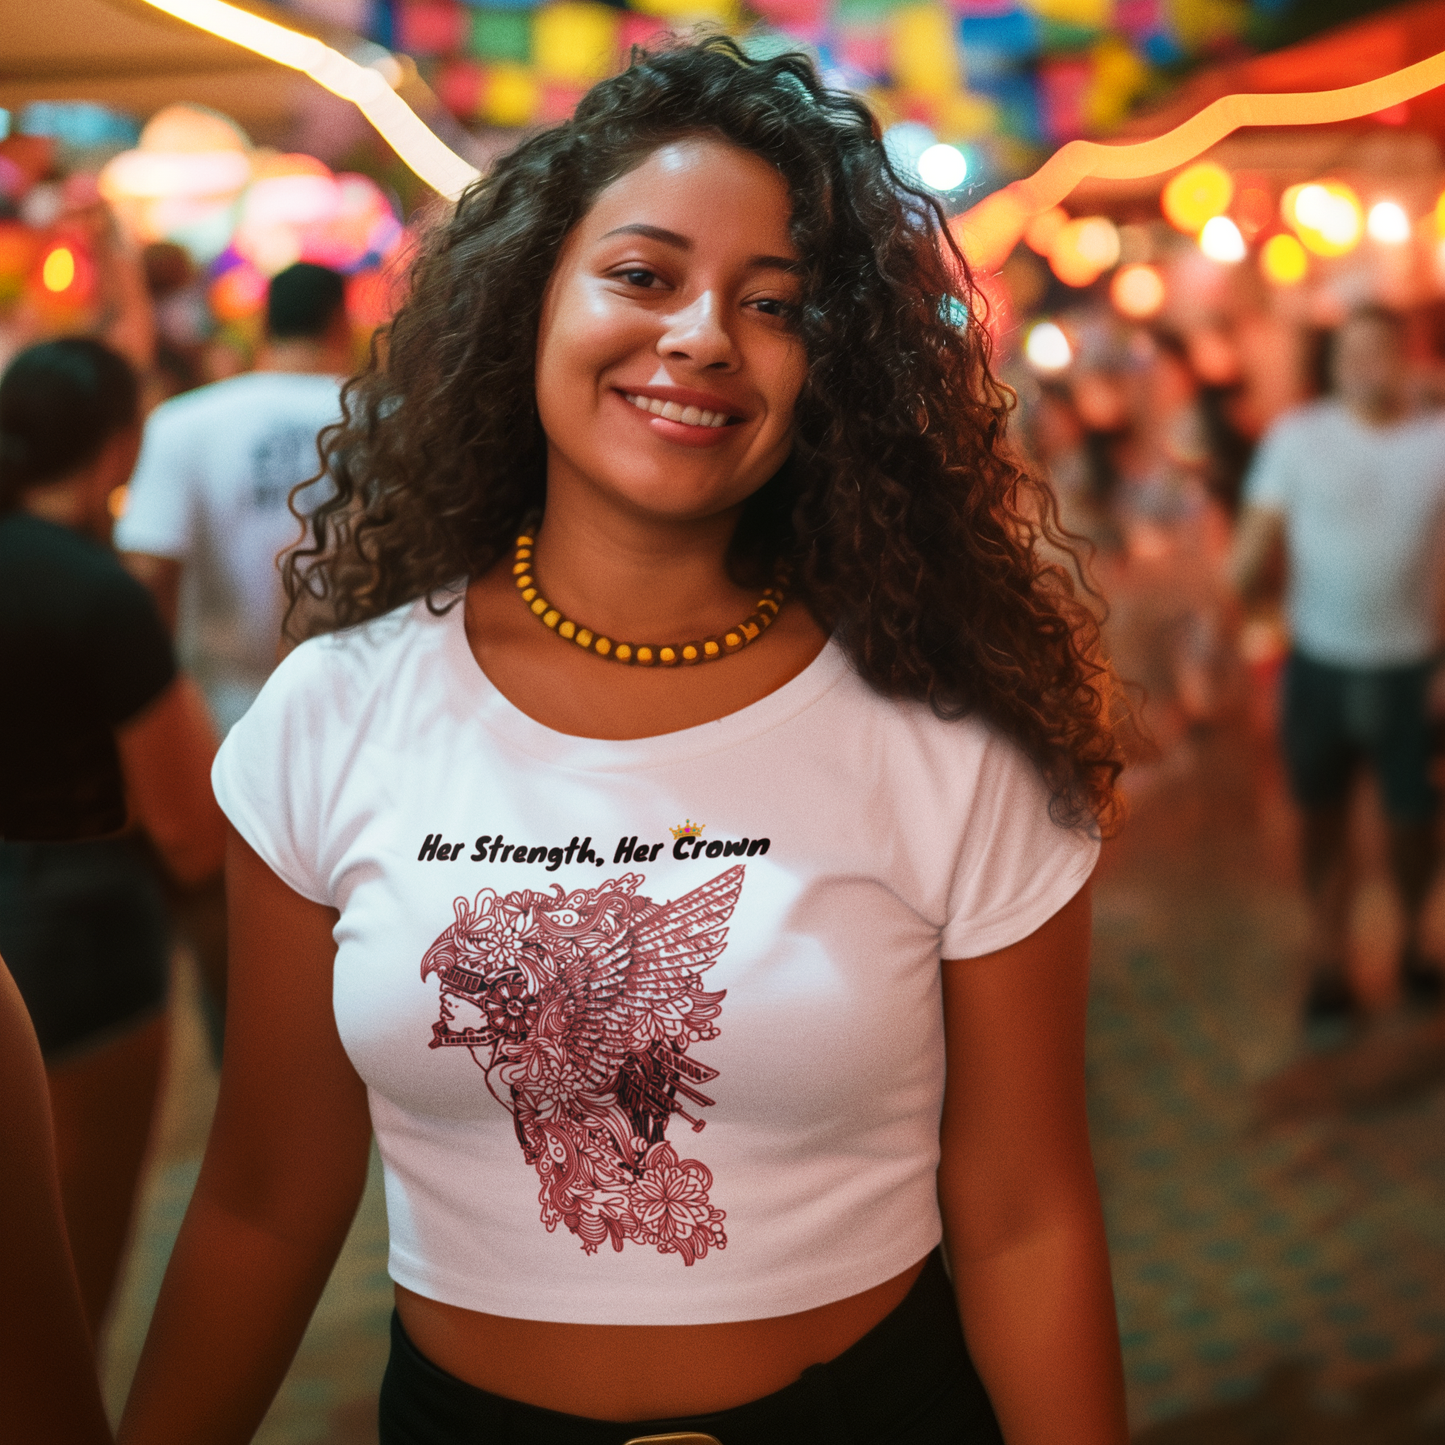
[[286, 35, 1123, 832]]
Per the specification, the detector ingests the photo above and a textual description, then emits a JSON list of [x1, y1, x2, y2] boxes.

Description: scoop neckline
[[438, 592, 852, 771]]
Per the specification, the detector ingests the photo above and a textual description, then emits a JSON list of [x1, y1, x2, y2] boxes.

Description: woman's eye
[[751, 297, 797, 320], [617, 268, 660, 288]]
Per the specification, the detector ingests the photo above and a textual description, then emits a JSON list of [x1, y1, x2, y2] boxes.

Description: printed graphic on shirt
[[420, 867, 743, 1263], [249, 422, 324, 510]]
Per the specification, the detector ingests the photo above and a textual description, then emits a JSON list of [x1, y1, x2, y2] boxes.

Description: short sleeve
[[114, 402, 194, 558], [939, 732, 1100, 959], [210, 639, 336, 905], [89, 569, 177, 727], [1241, 417, 1295, 513]]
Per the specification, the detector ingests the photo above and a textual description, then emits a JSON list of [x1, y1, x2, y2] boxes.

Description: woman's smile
[[613, 383, 746, 448], [619, 392, 736, 429]]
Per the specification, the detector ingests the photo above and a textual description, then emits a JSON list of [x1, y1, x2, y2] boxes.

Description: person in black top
[[0, 337, 225, 1335]]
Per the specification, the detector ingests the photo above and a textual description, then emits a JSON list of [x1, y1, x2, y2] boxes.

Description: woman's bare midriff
[[394, 1255, 929, 1421]]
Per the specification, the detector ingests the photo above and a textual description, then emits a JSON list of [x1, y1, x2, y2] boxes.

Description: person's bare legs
[[1389, 819, 1444, 1005], [47, 1011, 168, 1335], [1300, 802, 1357, 1017]]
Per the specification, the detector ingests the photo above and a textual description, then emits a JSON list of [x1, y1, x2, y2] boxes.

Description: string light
[[1199, 215, 1246, 263], [1110, 263, 1165, 318], [952, 48, 1445, 270], [1260, 232, 1307, 285], [1025, 321, 1072, 373], [1161, 162, 1232, 234], [1283, 180, 1363, 256], [138, 0, 479, 199], [1366, 200, 1411, 244], [916, 143, 968, 192], [41, 246, 75, 292]]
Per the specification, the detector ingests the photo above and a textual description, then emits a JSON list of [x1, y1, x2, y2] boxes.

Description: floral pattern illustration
[[420, 867, 742, 1262]]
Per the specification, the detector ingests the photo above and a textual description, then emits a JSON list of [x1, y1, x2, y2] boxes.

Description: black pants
[[379, 1251, 1003, 1444], [1281, 649, 1437, 823], [0, 836, 170, 1061]]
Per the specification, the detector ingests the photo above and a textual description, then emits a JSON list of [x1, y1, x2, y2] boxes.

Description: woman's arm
[[115, 676, 225, 886], [939, 882, 1128, 1445], [117, 829, 373, 1445], [0, 955, 114, 1445]]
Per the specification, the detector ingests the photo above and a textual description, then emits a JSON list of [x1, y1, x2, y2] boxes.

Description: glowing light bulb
[[1261, 232, 1307, 285], [1025, 321, 1072, 373], [136, 0, 478, 200], [916, 143, 967, 192], [1162, 162, 1233, 234], [42, 246, 75, 292], [1366, 200, 1411, 244], [1285, 181, 1363, 255], [1199, 215, 1246, 263], [1110, 263, 1165, 319], [1047, 216, 1120, 287]]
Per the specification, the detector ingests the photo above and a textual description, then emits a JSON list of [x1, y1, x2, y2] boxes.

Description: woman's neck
[[529, 483, 760, 644]]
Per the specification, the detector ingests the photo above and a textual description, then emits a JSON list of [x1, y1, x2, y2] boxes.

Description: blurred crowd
[[1013, 287, 1445, 753]]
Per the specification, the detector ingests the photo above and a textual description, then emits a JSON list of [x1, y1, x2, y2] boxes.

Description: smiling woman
[[117, 37, 1128, 1445]]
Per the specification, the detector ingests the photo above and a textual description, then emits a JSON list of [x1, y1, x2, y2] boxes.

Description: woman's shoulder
[[830, 662, 1092, 829], [225, 592, 464, 766], [270, 591, 462, 705]]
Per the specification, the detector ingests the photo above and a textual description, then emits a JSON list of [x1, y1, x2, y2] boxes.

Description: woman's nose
[[656, 291, 737, 370]]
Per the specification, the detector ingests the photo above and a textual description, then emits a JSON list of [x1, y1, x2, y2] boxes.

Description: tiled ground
[[101, 706, 1445, 1441], [1095, 719, 1445, 1439]]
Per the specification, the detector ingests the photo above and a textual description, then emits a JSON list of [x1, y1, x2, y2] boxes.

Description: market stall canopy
[[1122, 0, 1445, 144], [0, 0, 440, 142], [1065, 0, 1445, 214]]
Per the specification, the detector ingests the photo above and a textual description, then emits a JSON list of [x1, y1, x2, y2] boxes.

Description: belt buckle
[[623, 1435, 724, 1445]]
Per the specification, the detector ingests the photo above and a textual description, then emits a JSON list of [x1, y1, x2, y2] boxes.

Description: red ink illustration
[[420, 867, 742, 1261]]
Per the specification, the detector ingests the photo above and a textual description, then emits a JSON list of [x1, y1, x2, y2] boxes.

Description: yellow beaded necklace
[[512, 532, 786, 667]]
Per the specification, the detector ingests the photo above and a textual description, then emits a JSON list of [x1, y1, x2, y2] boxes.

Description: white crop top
[[212, 595, 1099, 1325]]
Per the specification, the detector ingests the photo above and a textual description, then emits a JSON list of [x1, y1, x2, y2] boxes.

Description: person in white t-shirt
[[118, 41, 1128, 1445], [1232, 305, 1445, 1021], [117, 262, 347, 736]]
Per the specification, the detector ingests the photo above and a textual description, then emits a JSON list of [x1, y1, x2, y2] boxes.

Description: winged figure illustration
[[420, 866, 743, 1261]]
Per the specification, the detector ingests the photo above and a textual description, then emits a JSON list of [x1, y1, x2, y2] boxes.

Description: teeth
[[624, 393, 731, 428]]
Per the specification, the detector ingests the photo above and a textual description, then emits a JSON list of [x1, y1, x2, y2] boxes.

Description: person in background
[[117, 260, 349, 737], [0, 338, 225, 1334], [0, 951, 115, 1445], [1231, 305, 1445, 1023], [116, 263, 347, 1052]]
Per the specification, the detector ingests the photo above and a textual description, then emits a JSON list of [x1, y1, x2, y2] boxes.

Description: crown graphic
[[669, 819, 705, 840]]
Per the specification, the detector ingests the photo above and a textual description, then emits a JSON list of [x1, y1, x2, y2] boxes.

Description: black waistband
[[379, 1252, 1003, 1445]]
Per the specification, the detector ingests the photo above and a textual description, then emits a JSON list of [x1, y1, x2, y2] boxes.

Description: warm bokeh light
[[1110, 263, 1166, 319], [1199, 215, 1246, 264], [208, 260, 268, 321], [1283, 180, 1363, 256], [1161, 162, 1233, 234], [1024, 206, 1069, 257], [1048, 216, 1120, 287], [1260, 232, 1308, 285], [41, 245, 75, 292], [1366, 200, 1411, 244], [1233, 185, 1274, 239], [1025, 320, 1072, 373]]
